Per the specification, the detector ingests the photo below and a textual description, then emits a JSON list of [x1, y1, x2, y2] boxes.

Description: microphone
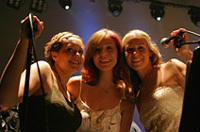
[[160, 36, 178, 48], [160, 31, 184, 48]]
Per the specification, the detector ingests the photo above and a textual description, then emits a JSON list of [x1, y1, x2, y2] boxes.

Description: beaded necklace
[[54, 69, 76, 104], [54, 69, 67, 93]]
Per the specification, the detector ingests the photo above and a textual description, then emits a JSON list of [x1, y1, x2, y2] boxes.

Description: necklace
[[53, 69, 75, 104], [104, 89, 109, 94], [102, 84, 115, 94], [54, 70, 67, 92], [136, 67, 154, 99]]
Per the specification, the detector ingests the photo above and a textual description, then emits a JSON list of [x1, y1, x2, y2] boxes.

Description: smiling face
[[52, 37, 84, 74], [93, 37, 118, 72], [124, 38, 152, 72]]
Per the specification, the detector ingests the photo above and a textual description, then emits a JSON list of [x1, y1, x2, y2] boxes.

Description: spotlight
[[188, 8, 200, 27], [7, 0, 22, 9], [150, 2, 165, 21], [108, 0, 123, 17], [30, 0, 45, 13], [59, 0, 72, 11]]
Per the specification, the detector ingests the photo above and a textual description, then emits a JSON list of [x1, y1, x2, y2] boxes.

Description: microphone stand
[[184, 30, 200, 37], [21, 13, 35, 131], [180, 29, 200, 46], [174, 29, 200, 48], [181, 39, 200, 45], [20, 13, 48, 132]]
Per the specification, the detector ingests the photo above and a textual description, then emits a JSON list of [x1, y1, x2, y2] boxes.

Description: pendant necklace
[[103, 84, 115, 94]]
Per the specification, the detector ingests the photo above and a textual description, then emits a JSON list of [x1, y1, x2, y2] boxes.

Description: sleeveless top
[[138, 85, 184, 132], [75, 79, 122, 132], [19, 74, 82, 132]]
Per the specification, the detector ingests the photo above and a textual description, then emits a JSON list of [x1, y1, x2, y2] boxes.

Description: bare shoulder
[[31, 60, 52, 77], [37, 60, 51, 69], [169, 58, 185, 65], [164, 58, 186, 69], [32, 60, 51, 72], [68, 75, 82, 85], [67, 75, 82, 99], [163, 58, 187, 76]]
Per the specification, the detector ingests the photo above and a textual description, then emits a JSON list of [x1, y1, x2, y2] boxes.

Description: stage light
[[59, 0, 72, 11], [30, 0, 45, 13], [150, 2, 165, 21], [108, 0, 123, 17], [188, 8, 200, 27], [7, 0, 22, 9]]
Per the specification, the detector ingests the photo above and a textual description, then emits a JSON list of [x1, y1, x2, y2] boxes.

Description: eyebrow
[[104, 41, 115, 46], [127, 41, 146, 46]]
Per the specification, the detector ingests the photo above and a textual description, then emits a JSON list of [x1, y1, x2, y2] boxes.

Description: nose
[[74, 51, 81, 56], [132, 50, 140, 57], [132, 50, 137, 55], [99, 49, 106, 57]]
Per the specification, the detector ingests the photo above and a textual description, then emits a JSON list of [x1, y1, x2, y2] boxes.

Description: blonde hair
[[122, 29, 162, 66], [122, 29, 163, 98]]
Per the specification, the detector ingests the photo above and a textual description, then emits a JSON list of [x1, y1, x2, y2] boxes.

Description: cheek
[[112, 50, 118, 59], [125, 52, 131, 60], [92, 55, 98, 65], [81, 56, 84, 63], [92, 53, 99, 60]]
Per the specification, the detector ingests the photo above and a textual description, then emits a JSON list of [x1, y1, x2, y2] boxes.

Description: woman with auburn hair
[[67, 28, 135, 132], [122, 29, 192, 132]]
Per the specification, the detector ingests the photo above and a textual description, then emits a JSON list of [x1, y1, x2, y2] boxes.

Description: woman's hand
[[170, 28, 193, 63], [20, 15, 44, 40]]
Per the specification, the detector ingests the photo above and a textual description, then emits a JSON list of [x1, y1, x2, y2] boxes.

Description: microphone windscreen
[[160, 37, 170, 48]]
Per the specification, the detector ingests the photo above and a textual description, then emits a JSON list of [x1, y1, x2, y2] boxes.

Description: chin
[[130, 65, 142, 71], [71, 66, 81, 72], [99, 67, 113, 72]]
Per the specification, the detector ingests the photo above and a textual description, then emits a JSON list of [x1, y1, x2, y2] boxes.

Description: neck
[[137, 64, 153, 81], [98, 70, 115, 87], [54, 68, 70, 87]]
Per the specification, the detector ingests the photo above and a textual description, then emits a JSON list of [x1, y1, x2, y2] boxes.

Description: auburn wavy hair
[[81, 29, 124, 86]]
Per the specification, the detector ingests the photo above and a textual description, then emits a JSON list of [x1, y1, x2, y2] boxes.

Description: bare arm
[[168, 59, 187, 88], [120, 99, 135, 132], [67, 75, 82, 99], [0, 15, 44, 107]]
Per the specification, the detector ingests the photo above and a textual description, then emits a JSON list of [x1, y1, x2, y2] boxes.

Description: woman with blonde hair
[[122, 29, 192, 131]]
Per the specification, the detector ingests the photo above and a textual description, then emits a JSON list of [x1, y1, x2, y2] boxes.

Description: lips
[[131, 58, 143, 65], [99, 59, 111, 63], [132, 58, 142, 63], [69, 59, 81, 65], [98, 58, 113, 66]]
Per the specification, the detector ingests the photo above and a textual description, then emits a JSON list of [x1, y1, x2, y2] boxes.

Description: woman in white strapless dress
[[122, 28, 192, 132]]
